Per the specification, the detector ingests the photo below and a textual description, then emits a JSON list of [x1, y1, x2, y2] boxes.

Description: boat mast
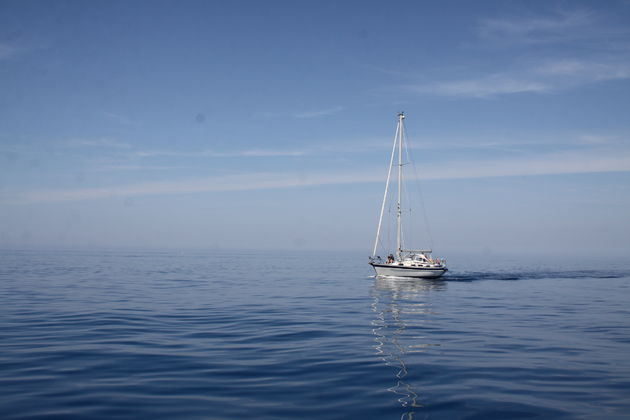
[[372, 117, 400, 258], [396, 112, 404, 261]]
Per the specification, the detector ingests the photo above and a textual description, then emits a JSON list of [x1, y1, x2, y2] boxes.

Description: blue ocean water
[[1, 249, 629, 419]]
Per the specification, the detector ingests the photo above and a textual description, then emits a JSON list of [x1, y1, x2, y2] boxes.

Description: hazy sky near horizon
[[1, 1, 630, 257]]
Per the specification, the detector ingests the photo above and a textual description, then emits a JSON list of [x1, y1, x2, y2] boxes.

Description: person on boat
[[387, 254, 394, 263]]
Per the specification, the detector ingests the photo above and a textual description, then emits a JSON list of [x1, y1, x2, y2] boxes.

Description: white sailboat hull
[[370, 263, 447, 279]]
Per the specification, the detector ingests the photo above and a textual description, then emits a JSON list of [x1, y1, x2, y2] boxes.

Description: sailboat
[[369, 113, 448, 279]]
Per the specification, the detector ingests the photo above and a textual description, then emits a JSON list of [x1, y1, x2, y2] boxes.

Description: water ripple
[[1, 250, 630, 419]]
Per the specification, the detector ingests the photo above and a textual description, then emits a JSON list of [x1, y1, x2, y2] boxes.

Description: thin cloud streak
[[294, 106, 344, 118], [102, 112, 142, 127], [1, 172, 380, 205], [478, 10, 595, 46], [424, 150, 630, 179], [535, 59, 630, 81], [130, 148, 307, 158], [237, 149, 306, 157], [409, 74, 550, 98], [92, 164, 185, 172], [258, 106, 344, 119], [3, 150, 630, 204], [409, 58, 630, 98], [410, 9, 630, 98], [64, 138, 132, 149]]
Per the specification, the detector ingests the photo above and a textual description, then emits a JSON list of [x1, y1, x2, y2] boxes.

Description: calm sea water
[[1, 249, 629, 419]]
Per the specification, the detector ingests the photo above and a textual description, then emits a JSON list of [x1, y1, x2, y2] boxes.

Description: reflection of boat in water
[[371, 277, 447, 417], [369, 113, 448, 279], [375, 277, 447, 295]]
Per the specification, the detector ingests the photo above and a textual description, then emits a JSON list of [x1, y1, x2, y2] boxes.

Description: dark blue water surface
[[1, 249, 629, 419]]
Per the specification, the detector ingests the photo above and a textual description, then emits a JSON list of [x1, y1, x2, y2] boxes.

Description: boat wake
[[444, 269, 628, 282]]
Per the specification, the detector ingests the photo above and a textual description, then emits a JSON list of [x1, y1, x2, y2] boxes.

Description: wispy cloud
[[236, 149, 306, 157], [294, 106, 344, 119], [59, 140, 308, 159], [92, 164, 185, 172], [102, 112, 141, 127], [478, 9, 595, 46], [64, 138, 132, 149], [4, 148, 629, 204], [408, 74, 549, 98], [535, 58, 630, 81], [129, 148, 307, 158], [423, 149, 630, 180], [0, 172, 379, 204], [260, 106, 344, 119], [577, 134, 620, 145], [408, 8, 630, 98], [408, 58, 630, 98]]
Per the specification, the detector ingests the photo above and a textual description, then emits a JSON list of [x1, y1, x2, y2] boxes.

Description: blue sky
[[1, 0, 630, 257]]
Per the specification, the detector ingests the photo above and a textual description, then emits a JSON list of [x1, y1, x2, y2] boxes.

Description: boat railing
[[370, 255, 446, 266]]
